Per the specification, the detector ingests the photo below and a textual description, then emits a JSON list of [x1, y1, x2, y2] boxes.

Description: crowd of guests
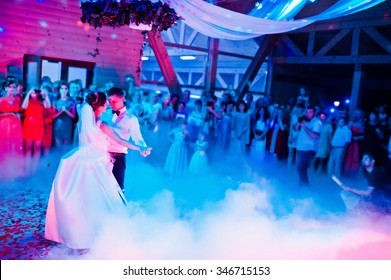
[[1, 75, 390, 210]]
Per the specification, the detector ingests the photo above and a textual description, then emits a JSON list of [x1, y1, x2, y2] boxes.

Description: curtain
[[165, 0, 385, 40]]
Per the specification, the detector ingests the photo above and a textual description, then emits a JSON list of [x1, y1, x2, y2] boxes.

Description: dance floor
[[1, 148, 391, 260]]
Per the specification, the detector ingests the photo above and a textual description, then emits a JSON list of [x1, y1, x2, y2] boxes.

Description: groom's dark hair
[[107, 87, 125, 97]]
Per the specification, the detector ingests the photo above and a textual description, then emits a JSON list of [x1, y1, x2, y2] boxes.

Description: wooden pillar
[[204, 37, 219, 96], [265, 53, 274, 98], [350, 63, 363, 117], [349, 28, 362, 116], [147, 31, 182, 98], [236, 35, 278, 102]]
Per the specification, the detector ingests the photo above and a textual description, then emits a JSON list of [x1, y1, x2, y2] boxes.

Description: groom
[[103, 87, 148, 192]]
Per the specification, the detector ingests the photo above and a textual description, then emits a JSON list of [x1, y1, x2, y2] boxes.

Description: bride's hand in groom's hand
[[139, 147, 152, 157]]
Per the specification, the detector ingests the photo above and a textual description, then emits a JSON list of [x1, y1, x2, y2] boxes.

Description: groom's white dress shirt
[[101, 106, 146, 154]]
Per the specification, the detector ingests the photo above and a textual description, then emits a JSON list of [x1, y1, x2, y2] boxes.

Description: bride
[[44, 92, 150, 250]]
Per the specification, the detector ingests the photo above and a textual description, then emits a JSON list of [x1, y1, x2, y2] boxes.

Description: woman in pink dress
[[22, 86, 51, 157], [0, 76, 24, 178], [344, 109, 365, 177]]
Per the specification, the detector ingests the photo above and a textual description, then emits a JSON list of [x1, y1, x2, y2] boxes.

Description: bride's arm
[[99, 121, 144, 152]]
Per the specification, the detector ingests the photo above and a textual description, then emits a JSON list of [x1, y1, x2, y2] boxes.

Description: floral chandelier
[[81, 0, 181, 32], [80, 0, 182, 56]]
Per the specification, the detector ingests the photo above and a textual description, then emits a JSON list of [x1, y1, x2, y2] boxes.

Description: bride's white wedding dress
[[45, 104, 127, 249]]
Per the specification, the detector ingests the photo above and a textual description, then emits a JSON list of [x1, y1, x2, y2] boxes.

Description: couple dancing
[[44, 88, 151, 250]]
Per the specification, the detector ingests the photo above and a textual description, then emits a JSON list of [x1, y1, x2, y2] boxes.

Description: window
[[23, 55, 95, 87]]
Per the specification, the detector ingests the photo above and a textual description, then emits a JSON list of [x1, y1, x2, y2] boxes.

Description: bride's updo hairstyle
[[86, 92, 107, 111]]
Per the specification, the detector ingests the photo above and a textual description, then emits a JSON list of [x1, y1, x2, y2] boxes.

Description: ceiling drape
[[165, 0, 385, 40]]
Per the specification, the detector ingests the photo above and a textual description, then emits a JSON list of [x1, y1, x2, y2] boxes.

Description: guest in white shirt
[[294, 106, 322, 186], [327, 115, 352, 177]]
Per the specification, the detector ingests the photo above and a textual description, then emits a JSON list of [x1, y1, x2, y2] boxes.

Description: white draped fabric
[[165, 0, 385, 40], [45, 104, 127, 249]]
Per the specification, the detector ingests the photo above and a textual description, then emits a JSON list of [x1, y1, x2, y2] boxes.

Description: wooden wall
[[0, 0, 145, 88]]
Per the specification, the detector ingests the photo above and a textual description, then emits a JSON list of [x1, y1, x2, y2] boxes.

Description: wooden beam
[[179, 21, 186, 45], [315, 29, 351, 56], [363, 27, 391, 54], [290, 16, 391, 33], [271, 55, 391, 64], [351, 28, 361, 56], [204, 37, 219, 95], [166, 28, 176, 44], [147, 31, 182, 97], [161, 42, 254, 60], [236, 35, 279, 102], [307, 31, 315, 56], [280, 34, 305, 56], [185, 30, 199, 46], [216, 73, 227, 88], [350, 64, 363, 117], [265, 56, 274, 97]]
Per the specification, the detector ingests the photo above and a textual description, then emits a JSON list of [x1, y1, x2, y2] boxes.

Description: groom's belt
[[109, 152, 126, 157]]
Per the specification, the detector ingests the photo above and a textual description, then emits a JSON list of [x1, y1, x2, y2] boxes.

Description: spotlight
[[334, 101, 340, 107], [180, 55, 196, 60], [141, 56, 149, 61], [330, 108, 335, 113], [345, 99, 350, 104]]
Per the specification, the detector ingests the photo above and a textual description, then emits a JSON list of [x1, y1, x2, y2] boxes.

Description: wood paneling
[[0, 0, 145, 87]]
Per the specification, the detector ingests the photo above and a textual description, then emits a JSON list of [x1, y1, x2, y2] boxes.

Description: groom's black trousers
[[111, 153, 126, 191]]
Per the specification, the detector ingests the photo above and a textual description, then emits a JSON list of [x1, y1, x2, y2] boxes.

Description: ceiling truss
[[143, 3, 391, 104]]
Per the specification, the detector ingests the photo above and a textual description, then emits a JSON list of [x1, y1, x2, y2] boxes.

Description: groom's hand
[[139, 148, 152, 157]]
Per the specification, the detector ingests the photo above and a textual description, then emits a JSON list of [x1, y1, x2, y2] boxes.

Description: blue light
[[0, 27, 4, 32], [330, 108, 335, 113], [255, 2, 262, 9], [345, 99, 350, 104]]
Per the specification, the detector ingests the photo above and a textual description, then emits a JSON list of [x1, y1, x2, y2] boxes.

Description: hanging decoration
[[80, 0, 182, 56]]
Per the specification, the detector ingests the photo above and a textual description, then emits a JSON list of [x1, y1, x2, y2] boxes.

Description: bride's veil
[[77, 103, 108, 154]]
